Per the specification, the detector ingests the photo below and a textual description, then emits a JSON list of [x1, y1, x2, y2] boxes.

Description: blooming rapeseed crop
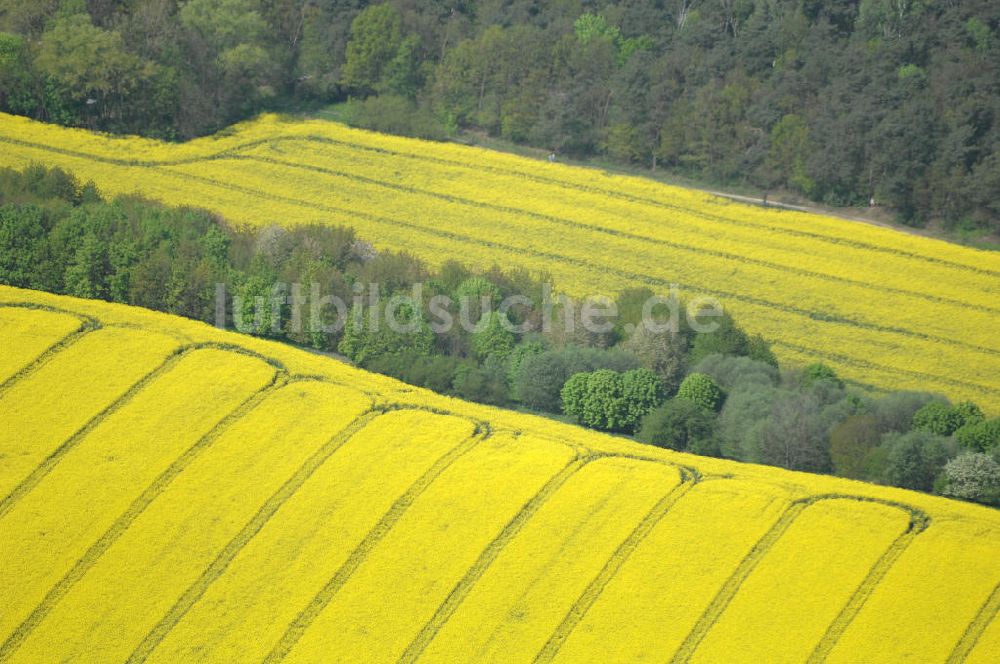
[[1, 113, 996, 410], [0, 196, 999, 662]]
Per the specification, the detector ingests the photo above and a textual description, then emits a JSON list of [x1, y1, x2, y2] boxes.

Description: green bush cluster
[[912, 401, 982, 436], [561, 368, 664, 433], [4, 165, 996, 507], [675, 373, 726, 411]]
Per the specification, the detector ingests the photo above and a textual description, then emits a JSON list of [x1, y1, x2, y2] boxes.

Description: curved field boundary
[[947, 581, 1000, 664], [154, 167, 1000, 376], [533, 471, 701, 663], [0, 365, 287, 661], [241, 153, 999, 316], [125, 402, 382, 664], [5, 131, 996, 280], [0, 303, 100, 399], [806, 506, 931, 662], [262, 421, 490, 663], [0, 135, 260, 168], [668, 495, 930, 664], [0, 341, 286, 522]]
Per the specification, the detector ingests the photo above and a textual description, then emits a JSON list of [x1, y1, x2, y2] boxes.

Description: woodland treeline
[[1, 1, 998, 231]]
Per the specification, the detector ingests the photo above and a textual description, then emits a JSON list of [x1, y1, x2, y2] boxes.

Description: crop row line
[[669, 495, 930, 664], [401, 451, 704, 664], [772, 340, 997, 398], [0, 299, 948, 663], [3, 131, 998, 280], [806, 508, 931, 662], [241, 153, 999, 316], [0, 365, 287, 661], [263, 423, 490, 662], [5, 137, 998, 362], [125, 400, 381, 663], [947, 580, 1000, 664], [534, 472, 699, 663], [667, 501, 804, 663], [158, 167, 1000, 392], [250, 134, 1000, 280], [0, 341, 290, 523], [0, 303, 100, 400], [397, 449, 594, 663]]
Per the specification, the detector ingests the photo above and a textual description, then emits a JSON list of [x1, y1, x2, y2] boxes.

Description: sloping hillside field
[[0, 287, 998, 662], [1, 113, 998, 411]]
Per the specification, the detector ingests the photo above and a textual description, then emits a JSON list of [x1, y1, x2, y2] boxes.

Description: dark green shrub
[[506, 340, 546, 387], [513, 346, 641, 413], [621, 369, 666, 429], [687, 312, 751, 364], [618, 325, 687, 394], [583, 369, 631, 431], [829, 414, 880, 479], [953, 401, 985, 427], [692, 354, 779, 392], [338, 301, 433, 365], [755, 393, 831, 473], [880, 430, 954, 492], [803, 363, 843, 388], [747, 334, 778, 367], [514, 351, 570, 412], [872, 392, 939, 434], [911, 401, 963, 436], [637, 398, 718, 454], [955, 419, 1000, 452], [451, 363, 508, 405], [471, 311, 516, 360], [561, 368, 664, 433], [560, 372, 591, 422]]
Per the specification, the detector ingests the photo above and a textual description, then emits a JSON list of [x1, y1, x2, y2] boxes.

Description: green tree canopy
[[341, 3, 403, 93], [676, 372, 725, 411], [562, 367, 664, 433], [637, 397, 718, 455]]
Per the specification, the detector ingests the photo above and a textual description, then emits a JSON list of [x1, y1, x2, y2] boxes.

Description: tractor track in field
[[669, 495, 929, 664], [147, 167, 1000, 397], [1, 297, 995, 663], [401, 453, 702, 663], [5, 132, 997, 279], [235, 152, 1000, 317], [771, 340, 1000, 401], [0, 341, 284, 521], [263, 420, 488, 662], [125, 396, 380, 664], [807, 506, 931, 662], [947, 581, 1000, 664], [0, 362, 287, 661], [534, 470, 699, 663], [270, 135, 1000, 279], [6, 137, 999, 400], [398, 447, 594, 664], [0, 304, 100, 399]]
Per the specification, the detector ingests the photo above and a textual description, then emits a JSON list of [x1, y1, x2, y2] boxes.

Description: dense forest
[[3, 164, 999, 504], [1, 1, 998, 231]]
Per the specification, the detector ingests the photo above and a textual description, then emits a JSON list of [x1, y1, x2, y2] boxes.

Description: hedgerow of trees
[[2, 164, 999, 506]]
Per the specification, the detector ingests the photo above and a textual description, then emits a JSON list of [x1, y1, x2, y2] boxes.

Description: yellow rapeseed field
[[0, 286, 997, 663], [0, 113, 997, 411]]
